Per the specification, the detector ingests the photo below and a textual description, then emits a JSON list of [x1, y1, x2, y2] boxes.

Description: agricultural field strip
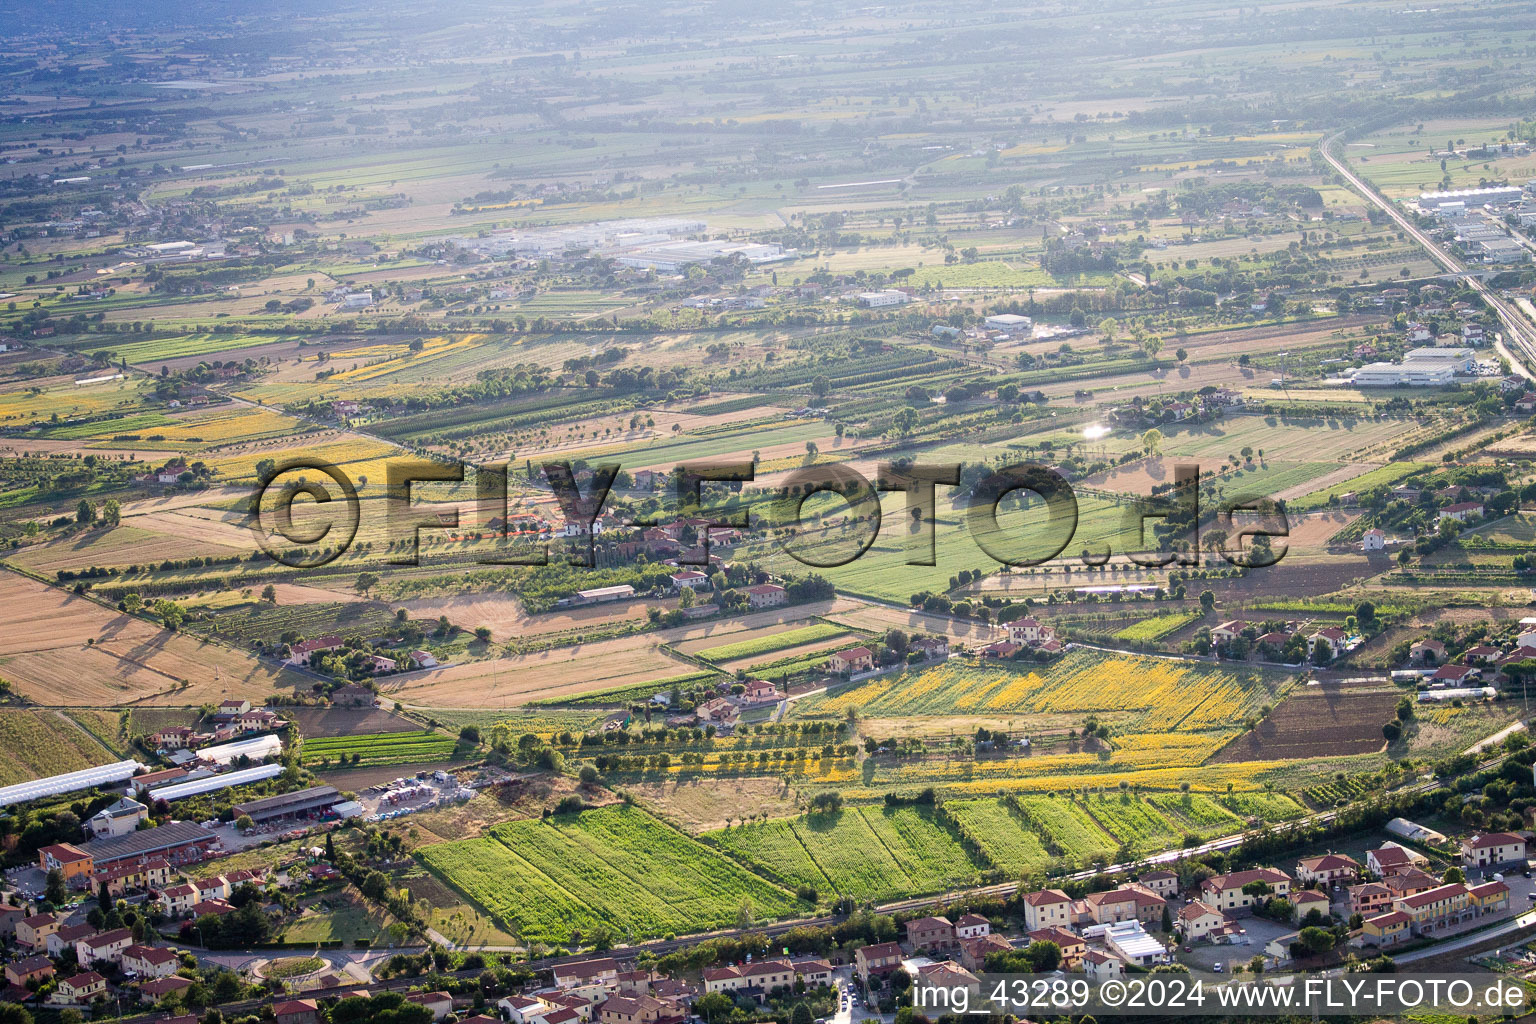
[[693, 623, 851, 663]]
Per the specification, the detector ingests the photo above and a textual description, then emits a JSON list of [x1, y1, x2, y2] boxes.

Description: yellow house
[[1355, 910, 1411, 948]]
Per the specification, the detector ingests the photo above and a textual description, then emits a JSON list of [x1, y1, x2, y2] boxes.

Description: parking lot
[[1175, 913, 1294, 971]]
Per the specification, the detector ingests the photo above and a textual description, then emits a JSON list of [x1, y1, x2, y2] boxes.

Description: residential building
[[1460, 832, 1527, 868], [1383, 868, 1442, 899], [37, 843, 94, 884], [196, 875, 229, 902], [1026, 926, 1085, 967], [4, 956, 54, 987], [1022, 888, 1074, 931], [1306, 627, 1348, 660], [16, 912, 60, 951], [598, 994, 678, 1024], [553, 959, 623, 990], [1468, 879, 1511, 917], [1290, 889, 1332, 923], [744, 584, 786, 609], [1362, 528, 1386, 552], [285, 636, 344, 667], [405, 991, 455, 1021], [1348, 882, 1395, 917], [828, 646, 875, 675], [122, 945, 180, 978], [141, 977, 194, 1003], [1177, 901, 1228, 942], [905, 916, 955, 952], [76, 927, 133, 966], [89, 797, 148, 838], [1081, 884, 1166, 925], [159, 884, 198, 917], [1354, 909, 1413, 949], [1082, 950, 1125, 981], [274, 999, 320, 1024], [959, 933, 1014, 971], [1394, 882, 1474, 936], [854, 941, 904, 985], [51, 971, 107, 1006], [1138, 870, 1179, 899], [48, 924, 95, 956], [1200, 867, 1292, 913], [793, 959, 833, 989], [669, 571, 709, 591], [1439, 501, 1485, 524], [1006, 618, 1047, 644], [1295, 853, 1360, 884], [954, 912, 990, 940]]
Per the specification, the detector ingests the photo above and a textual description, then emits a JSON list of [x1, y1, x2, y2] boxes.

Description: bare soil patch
[[1210, 681, 1397, 762], [0, 570, 308, 705], [626, 776, 802, 833], [286, 706, 421, 737]]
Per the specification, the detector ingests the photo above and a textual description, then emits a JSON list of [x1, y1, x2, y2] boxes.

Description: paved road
[[1320, 131, 1536, 379]]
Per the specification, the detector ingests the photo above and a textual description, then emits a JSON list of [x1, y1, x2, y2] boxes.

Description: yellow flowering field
[[795, 649, 1287, 734], [331, 335, 485, 382]]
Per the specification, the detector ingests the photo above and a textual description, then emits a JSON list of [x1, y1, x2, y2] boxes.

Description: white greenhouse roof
[[150, 763, 283, 801], [195, 735, 282, 765], [0, 760, 142, 808]]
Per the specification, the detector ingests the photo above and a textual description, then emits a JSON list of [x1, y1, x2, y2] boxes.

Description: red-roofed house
[[828, 646, 874, 675], [1295, 853, 1360, 884], [16, 912, 60, 951], [1353, 910, 1412, 948], [285, 636, 344, 667], [122, 944, 180, 978], [50, 971, 107, 1006], [904, 915, 955, 952], [954, 913, 990, 940], [1366, 844, 1422, 877], [1022, 888, 1074, 931], [1027, 926, 1085, 967], [1460, 832, 1527, 869], [1200, 868, 1292, 913], [854, 941, 904, 984], [744, 584, 786, 609], [275, 999, 320, 1024], [1177, 901, 1228, 942], [1082, 884, 1166, 925], [37, 843, 93, 884]]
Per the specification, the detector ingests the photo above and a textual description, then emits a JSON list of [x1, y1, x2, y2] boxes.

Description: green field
[[526, 671, 723, 708], [418, 804, 804, 944], [694, 623, 849, 663], [1114, 612, 1200, 642], [301, 730, 462, 767], [706, 805, 982, 902], [0, 711, 115, 786], [945, 798, 1054, 875], [1010, 796, 1120, 862]]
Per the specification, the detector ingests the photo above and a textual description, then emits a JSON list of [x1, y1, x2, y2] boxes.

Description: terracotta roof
[[1398, 882, 1468, 909], [1027, 926, 1081, 947], [1204, 867, 1290, 891], [274, 999, 319, 1014], [1179, 900, 1222, 921], [1024, 888, 1072, 906]]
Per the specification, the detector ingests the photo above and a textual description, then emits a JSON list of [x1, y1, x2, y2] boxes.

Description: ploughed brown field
[[1210, 682, 1398, 762], [285, 706, 422, 737]]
